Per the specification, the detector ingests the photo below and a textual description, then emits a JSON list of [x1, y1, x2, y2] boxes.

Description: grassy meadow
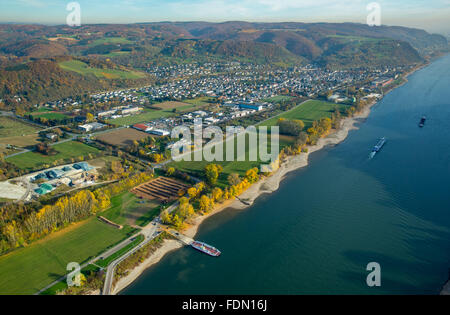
[[6, 141, 100, 169], [259, 99, 349, 129], [101, 191, 161, 227], [59, 60, 145, 80], [0, 117, 41, 138], [0, 218, 134, 294]]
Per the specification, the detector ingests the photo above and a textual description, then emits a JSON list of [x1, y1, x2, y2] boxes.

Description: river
[[123, 54, 450, 294]]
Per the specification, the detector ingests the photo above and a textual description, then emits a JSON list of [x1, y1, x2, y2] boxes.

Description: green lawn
[[101, 191, 161, 226], [40, 264, 100, 295], [0, 219, 134, 294], [6, 141, 100, 169], [258, 99, 349, 129], [263, 95, 293, 103], [32, 113, 70, 121], [0, 117, 40, 138], [96, 234, 144, 268], [59, 60, 145, 79]]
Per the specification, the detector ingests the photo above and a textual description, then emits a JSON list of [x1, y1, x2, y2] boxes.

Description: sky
[[0, 0, 449, 34]]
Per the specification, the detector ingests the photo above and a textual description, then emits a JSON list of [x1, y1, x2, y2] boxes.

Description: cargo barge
[[419, 116, 426, 128], [369, 137, 386, 159]]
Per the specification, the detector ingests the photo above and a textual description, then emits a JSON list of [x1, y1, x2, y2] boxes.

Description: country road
[[103, 222, 159, 295]]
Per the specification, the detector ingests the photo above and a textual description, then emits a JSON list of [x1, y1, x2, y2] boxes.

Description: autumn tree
[[211, 187, 223, 202], [166, 167, 175, 177], [227, 173, 241, 186], [199, 195, 214, 213], [245, 168, 259, 184], [204, 164, 223, 186]]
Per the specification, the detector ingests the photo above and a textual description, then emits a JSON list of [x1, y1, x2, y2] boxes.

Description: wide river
[[124, 54, 450, 294]]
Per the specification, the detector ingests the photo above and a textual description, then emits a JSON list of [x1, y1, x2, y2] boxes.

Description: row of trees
[[162, 165, 260, 230], [0, 171, 152, 255]]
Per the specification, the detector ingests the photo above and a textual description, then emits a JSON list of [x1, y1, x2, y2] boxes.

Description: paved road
[[34, 221, 154, 295], [102, 222, 159, 295]]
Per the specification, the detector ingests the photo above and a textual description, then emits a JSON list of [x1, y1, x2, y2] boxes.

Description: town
[[0, 61, 406, 202]]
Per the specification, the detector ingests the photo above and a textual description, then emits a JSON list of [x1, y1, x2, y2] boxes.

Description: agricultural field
[[59, 60, 145, 79], [258, 99, 349, 128], [0, 116, 41, 138], [95, 128, 150, 147], [107, 108, 174, 126], [6, 141, 100, 169], [30, 112, 70, 121], [131, 177, 190, 202], [101, 192, 161, 227], [0, 134, 39, 149], [152, 101, 193, 110], [182, 96, 217, 106], [87, 37, 133, 47], [0, 218, 134, 294]]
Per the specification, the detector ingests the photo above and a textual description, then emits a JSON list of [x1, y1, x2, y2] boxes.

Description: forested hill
[[0, 22, 447, 106]]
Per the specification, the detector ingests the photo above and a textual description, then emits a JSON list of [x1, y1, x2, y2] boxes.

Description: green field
[[327, 35, 386, 43], [96, 234, 144, 268], [263, 95, 293, 103], [182, 96, 217, 106], [107, 109, 174, 126], [88, 37, 133, 47], [0, 219, 134, 294], [171, 135, 294, 187], [101, 192, 161, 226], [40, 264, 100, 295], [59, 60, 145, 79], [171, 99, 347, 185], [6, 141, 100, 169], [32, 112, 70, 121], [104, 51, 131, 57], [258, 99, 349, 129], [107, 103, 200, 126], [0, 117, 40, 138]]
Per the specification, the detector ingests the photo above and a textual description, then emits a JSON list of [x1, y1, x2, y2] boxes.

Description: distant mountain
[[0, 22, 447, 105], [168, 22, 447, 67]]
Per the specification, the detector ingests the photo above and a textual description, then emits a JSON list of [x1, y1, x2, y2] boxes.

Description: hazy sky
[[1, 0, 449, 34]]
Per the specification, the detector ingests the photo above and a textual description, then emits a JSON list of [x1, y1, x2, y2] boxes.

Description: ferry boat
[[191, 241, 221, 257], [369, 137, 386, 159], [419, 116, 426, 128]]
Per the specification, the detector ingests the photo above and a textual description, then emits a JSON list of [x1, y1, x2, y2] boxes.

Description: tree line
[[0, 172, 152, 255]]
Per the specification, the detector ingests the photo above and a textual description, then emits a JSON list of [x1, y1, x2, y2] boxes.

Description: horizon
[[0, 0, 449, 35]]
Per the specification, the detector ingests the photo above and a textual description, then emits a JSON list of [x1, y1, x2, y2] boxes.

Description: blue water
[[124, 54, 450, 294]]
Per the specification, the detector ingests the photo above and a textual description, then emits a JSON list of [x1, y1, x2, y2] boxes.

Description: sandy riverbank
[[110, 66, 423, 295]]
